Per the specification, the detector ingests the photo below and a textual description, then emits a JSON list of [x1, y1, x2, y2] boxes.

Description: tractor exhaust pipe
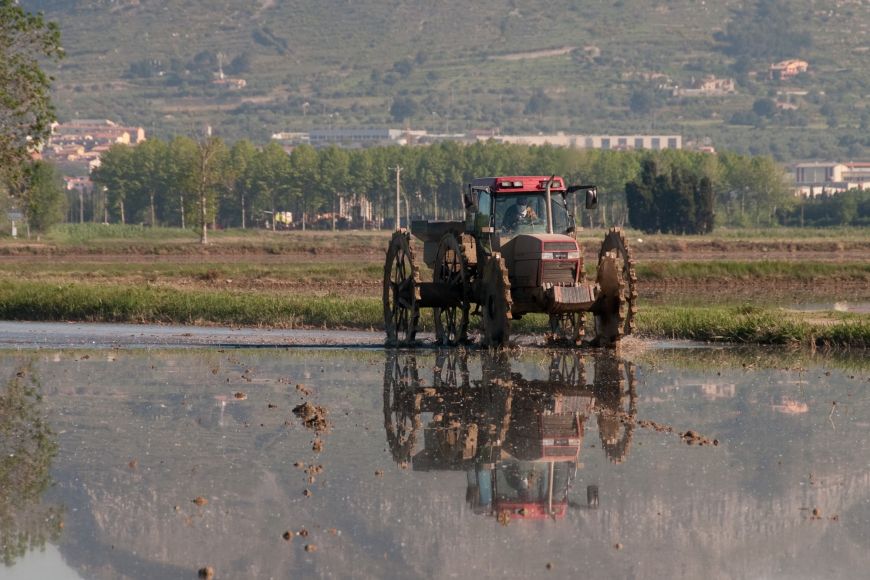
[[545, 175, 555, 234]]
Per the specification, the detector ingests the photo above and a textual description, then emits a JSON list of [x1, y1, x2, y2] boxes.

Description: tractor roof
[[471, 176, 567, 194]]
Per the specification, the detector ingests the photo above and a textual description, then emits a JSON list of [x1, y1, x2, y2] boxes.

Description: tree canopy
[[0, 0, 63, 188], [718, 0, 812, 63], [89, 137, 797, 232]]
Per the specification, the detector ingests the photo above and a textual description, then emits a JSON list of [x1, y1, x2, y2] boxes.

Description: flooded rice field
[[1, 328, 868, 579]]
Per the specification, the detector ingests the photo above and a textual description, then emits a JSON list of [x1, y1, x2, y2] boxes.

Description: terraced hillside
[[25, 0, 870, 159]]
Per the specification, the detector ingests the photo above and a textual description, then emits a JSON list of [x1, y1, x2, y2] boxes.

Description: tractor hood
[[501, 233, 579, 262]]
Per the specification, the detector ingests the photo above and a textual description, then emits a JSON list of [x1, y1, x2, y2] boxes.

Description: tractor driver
[[502, 197, 538, 232]]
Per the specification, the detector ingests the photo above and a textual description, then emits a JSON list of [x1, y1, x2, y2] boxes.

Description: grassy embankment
[[0, 225, 868, 348], [0, 280, 866, 349]]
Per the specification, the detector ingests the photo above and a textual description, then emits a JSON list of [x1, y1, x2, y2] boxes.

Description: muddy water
[[0, 344, 868, 579]]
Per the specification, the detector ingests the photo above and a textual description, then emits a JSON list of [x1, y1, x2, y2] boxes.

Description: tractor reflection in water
[[382, 350, 636, 522]]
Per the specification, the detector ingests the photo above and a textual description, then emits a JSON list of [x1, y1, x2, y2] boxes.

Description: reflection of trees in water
[[0, 366, 64, 567]]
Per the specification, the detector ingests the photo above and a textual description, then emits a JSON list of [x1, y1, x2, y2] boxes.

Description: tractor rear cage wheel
[[597, 227, 638, 337], [433, 232, 472, 346], [383, 230, 421, 347], [594, 252, 626, 346], [383, 352, 422, 463], [481, 254, 512, 347], [593, 356, 638, 464]]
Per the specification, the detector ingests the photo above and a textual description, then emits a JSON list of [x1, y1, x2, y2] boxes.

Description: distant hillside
[[24, 0, 870, 160]]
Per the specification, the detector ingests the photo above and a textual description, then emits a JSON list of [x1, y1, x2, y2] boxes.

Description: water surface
[[0, 344, 867, 579]]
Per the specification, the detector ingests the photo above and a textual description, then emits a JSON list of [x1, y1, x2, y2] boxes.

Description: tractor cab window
[[476, 188, 492, 230], [495, 193, 571, 237], [551, 194, 570, 232], [494, 461, 572, 503], [496, 194, 546, 236]]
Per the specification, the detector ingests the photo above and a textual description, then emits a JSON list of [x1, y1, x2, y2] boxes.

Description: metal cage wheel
[[383, 352, 422, 463], [597, 227, 638, 337], [433, 233, 471, 346], [383, 230, 420, 347], [481, 255, 512, 347], [592, 354, 637, 464]]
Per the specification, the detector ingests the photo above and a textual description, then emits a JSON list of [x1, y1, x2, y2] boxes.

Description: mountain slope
[[24, 0, 870, 159]]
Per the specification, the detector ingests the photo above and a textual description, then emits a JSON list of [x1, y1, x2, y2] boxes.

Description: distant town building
[[41, 119, 147, 195], [791, 161, 870, 196], [483, 133, 682, 151], [769, 59, 809, 81], [339, 193, 373, 224], [272, 128, 430, 149], [44, 119, 146, 172], [673, 75, 736, 97], [272, 127, 683, 152], [212, 77, 247, 89]]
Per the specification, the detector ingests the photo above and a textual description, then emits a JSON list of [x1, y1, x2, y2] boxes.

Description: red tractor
[[383, 176, 637, 346]]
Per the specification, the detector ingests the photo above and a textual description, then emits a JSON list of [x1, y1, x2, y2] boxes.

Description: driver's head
[[516, 197, 527, 206]]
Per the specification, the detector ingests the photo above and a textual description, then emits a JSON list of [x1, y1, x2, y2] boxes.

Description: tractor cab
[[465, 176, 597, 249], [468, 459, 578, 520]]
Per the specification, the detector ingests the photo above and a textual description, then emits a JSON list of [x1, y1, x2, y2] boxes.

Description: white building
[[791, 162, 870, 196]]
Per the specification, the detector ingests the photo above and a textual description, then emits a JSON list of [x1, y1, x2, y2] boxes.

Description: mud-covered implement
[[383, 175, 637, 347]]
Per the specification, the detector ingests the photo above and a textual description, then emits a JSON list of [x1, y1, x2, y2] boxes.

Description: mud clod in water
[[282, 531, 293, 541], [233, 391, 247, 400], [296, 383, 312, 396], [192, 496, 208, 506], [681, 430, 716, 446], [198, 566, 215, 579], [293, 402, 330, 432], [305, 544, 318, 553], [304, 464, 324, 483]]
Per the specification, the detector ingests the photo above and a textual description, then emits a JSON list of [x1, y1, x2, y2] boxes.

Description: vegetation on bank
[[2, 223, 869, 254], [0, 280, 866, 349]]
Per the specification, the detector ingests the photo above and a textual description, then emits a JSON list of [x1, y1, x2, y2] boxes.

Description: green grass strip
[[0, 280, 382, 329], [635, 261, 870, 281], [0, 280, 866, 348]]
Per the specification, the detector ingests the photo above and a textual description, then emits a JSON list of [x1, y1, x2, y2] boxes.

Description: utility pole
[[394, 165, 402, 230]]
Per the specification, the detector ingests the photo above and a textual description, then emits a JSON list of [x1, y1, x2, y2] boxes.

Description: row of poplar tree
[[88, 137, 795, 234]]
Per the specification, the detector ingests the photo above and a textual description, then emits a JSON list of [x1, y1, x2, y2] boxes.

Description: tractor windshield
[[495, 193, 570, 237], [494, 460, 572, 503]]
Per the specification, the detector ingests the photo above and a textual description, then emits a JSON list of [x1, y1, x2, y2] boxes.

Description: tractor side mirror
[[585, 187, 598, 210], [568, 184, 598, 210], [463, 188, 478, 210]]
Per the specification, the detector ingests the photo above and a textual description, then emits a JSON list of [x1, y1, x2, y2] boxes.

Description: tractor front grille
[[541, 261, 577, 285]]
